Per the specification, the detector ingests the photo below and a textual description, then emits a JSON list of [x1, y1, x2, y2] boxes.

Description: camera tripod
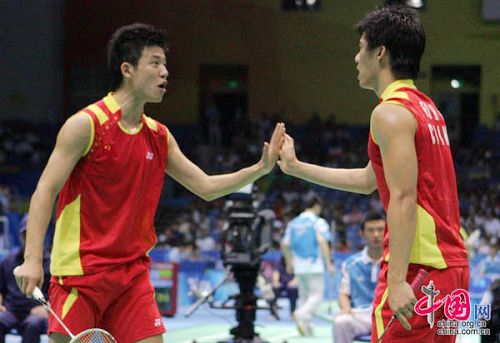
[[185, 266, 270, 343]]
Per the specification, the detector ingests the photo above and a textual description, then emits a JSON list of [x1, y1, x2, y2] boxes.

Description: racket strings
[[70, 329, 116, 343]]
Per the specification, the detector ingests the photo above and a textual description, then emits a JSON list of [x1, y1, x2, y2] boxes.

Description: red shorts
[[48, 257, 165, 343], [371, 262, 469, 343]]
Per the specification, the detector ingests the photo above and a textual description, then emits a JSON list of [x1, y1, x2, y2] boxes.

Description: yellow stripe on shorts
[[62, 288, 78, 319], [374, 287, 389, 340]]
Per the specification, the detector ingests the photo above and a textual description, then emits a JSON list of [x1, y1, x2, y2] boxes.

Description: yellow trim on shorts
[[374, 287, 389, 340], [62, 288, 78, 319]]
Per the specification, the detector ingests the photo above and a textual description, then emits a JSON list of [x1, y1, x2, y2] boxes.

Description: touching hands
[[277, 134, 299, 175], [258, 123, 301, 176], [260, 123, 285, 174], [388, 281, 417, 330]]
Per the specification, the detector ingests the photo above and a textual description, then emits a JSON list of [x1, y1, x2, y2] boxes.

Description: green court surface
[[164, 300, 482, 343], [165, 323, 333, 343], [4, 300, 482, 342]]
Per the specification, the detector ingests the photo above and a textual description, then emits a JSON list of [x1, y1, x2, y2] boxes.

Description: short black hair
[[303, 193, 323, 210], [362, 212, 385, 231], [356, 5, 425, 79], [107, 23, 169, 91]]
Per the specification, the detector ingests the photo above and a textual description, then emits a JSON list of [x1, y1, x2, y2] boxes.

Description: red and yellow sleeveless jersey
[[368, 80, 468, 269], [51, 94, 169, 276]]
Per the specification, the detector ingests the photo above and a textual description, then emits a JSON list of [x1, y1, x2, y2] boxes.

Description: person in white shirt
[[333, 213, 384, 343], [281, 193, 334, 336]]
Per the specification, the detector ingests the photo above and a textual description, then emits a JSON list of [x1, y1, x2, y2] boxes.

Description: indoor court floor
[[5, 300, 482, 343]]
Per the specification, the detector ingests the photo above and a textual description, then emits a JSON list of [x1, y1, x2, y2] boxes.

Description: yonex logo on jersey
[[146, 152, 154, 160], [154, 318, 162, 327]]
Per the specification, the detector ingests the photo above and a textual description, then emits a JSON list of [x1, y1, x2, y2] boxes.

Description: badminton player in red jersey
[[14, 23, 284, 343], [278, 6, 469, 342]]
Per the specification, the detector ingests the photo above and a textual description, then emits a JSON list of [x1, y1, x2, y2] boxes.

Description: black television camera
[[221, 185, 272, 267], [220, 184, 273, 342], [185, 184, 273, 343]]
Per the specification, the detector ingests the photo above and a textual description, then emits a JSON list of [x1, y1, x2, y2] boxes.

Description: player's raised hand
[[260, 122, 285, 174], [277, 134, 299, 175]]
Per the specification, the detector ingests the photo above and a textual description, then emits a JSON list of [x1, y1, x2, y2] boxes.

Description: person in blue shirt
[[333, 212, 384, 343], [281, 193, 334, 336], [0, 215, 50, 343]]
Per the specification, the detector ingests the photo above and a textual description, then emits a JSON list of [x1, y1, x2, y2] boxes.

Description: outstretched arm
[[166, 123, 285, 201], [278, 134, 377, 194]]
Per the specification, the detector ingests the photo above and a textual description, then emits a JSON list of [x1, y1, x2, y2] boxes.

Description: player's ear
[[120, 62, 134, 79], [377, 45, 387, 60]]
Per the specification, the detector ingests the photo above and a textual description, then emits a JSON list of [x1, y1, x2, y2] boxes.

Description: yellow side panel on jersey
[[87, 104, 109, 125], [409, 205, 447, 269], [374, 287, 389, 340], [62, 288, 78, 319], [51, 195, 84, 276]]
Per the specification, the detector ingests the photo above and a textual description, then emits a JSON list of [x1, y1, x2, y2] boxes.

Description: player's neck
[[112, 88, 145, 125], [374, 70, 396, 98]]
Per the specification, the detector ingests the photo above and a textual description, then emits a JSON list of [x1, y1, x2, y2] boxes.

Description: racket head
[[69, 328, 116, 343]]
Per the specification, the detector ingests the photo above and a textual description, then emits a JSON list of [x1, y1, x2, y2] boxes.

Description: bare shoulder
[[61, 112, 92, 136], [371, 103, 417, 143], [55, 112, 92, 154]]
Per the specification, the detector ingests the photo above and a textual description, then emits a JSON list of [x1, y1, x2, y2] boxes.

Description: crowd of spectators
[[0, 113, 498, 263]]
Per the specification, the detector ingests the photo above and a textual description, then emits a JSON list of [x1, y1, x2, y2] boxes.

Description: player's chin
[[357, 78, 367, 89], [149, 94, 165, 103]]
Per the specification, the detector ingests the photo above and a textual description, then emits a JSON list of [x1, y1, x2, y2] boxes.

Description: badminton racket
[[377, 268, 428, 342], [14, 267, 116, 343]]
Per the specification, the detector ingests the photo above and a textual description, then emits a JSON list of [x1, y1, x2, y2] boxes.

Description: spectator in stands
[[195, 227, 216, 252], [483, 209, 500, 242], [168, 239, 195, 263], [333, 213, 384, 343], [281, 193, 334, 336], [0, 215, 50, 343], [0, 186, 10, 215], [479, 240, 500, 278]]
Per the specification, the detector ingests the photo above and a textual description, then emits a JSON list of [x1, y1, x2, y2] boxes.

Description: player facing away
[[14, 23, 284, 343], [278, 6, 469, 343]]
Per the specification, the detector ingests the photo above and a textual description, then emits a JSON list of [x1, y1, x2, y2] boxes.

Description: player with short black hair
[[15, 23, 284, 343]]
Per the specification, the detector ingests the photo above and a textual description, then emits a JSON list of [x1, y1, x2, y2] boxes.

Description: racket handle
[[410, 269, 428, 292], [377, 268, 429, 342], [32, 287, 46, 302]]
